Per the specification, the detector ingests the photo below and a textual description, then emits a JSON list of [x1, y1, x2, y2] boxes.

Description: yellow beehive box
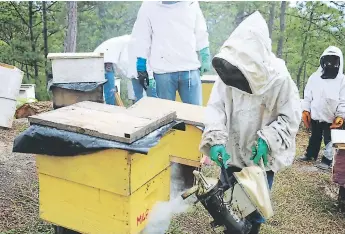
[[36, 131, 173, 196], [39, 167, 170, 234], [36, 132, 174, 234], [167, 124, 203, 167]]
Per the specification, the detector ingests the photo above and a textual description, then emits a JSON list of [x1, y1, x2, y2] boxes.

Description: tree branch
[[10, 2, 29, 27]]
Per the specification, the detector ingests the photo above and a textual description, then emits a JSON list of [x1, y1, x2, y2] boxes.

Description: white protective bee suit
[[302, 46, 345, 123], [94, 35, 154, 101], [200, 12, 302, 173], [131, 1, 209, 74]]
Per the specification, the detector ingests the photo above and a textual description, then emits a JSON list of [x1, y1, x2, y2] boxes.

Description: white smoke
[[142, 163, 194, 234]]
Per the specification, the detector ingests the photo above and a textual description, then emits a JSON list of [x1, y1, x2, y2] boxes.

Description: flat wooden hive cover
[[130, 97, 205, 127], [28, 101, 177, 144]]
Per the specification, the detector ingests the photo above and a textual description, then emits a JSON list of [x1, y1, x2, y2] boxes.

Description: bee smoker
[[181, 163, 253, 234]]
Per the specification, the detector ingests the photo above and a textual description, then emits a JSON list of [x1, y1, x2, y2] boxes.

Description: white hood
[[200, 11, 302, 172], [316, 46, 344, 80], [214, 11, 288, 95], [94, 35, 130, 64], [302, 46, 345, 122]]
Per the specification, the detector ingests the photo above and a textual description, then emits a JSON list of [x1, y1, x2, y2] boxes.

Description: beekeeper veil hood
[[212, 11, 279, 95], [318, 46, 343, 79]]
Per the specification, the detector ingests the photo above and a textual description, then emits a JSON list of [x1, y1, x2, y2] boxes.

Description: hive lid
[[28, 101, 177, 144], [47, 52, 104, 60]]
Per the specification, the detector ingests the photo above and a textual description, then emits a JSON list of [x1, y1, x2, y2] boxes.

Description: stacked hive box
[[29, 101, 177, 234], [47, 53, 106, 109]]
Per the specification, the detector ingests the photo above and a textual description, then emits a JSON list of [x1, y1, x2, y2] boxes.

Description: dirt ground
[[0, 120, 345, 234]]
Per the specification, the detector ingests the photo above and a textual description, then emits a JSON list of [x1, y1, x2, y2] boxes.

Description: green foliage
[[1, 1, 345, 100]]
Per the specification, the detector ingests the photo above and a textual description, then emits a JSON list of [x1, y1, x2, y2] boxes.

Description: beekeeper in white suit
[[199, 11, 301, 234], [94, 35, 157, 104], [131, 1, 210, 105], [299, 46, 345, 170]]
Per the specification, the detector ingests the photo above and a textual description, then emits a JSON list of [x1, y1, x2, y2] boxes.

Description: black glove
[[138, 71, 149, 90]]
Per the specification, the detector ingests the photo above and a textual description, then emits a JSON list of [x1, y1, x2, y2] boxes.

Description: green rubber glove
[[209, 145, 230, 168], [251, 138, 269, 166], [149, 78, 156, 89], [199, 47, 211, 76]]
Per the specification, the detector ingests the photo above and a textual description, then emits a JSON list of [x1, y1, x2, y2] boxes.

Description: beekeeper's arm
[[335, 78, 345, 119], [200, 79, 229, 155], [257, 78, 302, 155], [131, 2, 153, 89], [332, 78, 345, 128], [131, 2, 152, 61], [193, 1, 211, 75], [194, 1, 209, 51], [301, 75, 313, 112]]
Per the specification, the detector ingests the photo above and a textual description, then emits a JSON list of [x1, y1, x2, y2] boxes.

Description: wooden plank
[[335, 144, 345, 150], [130, 97, 205, 127], [73, 101, 126, 113], [29, 102, 176, 143], [170, 156, 201, 168], [47, 52, 104, 60]]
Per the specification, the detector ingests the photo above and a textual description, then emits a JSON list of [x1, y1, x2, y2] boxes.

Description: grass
[[1, 121, 345, 233], [167, 128, 345, 234]]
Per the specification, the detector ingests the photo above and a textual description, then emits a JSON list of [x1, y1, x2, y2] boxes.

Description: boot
[[249, 222, 261, 234], [315, 162, 331, 170], [315, 156, 332, 170], [297, 155, 315, 162]]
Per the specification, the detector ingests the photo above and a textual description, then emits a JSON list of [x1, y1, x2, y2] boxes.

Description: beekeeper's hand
[[251, 138, 269, 167], [302, 111, 311, 129], [209, 145, 230, 168], [138, 71, 149, 90], [331, 117, 344, 129], [137, 57, 149, 90], [199, 47, 211, 76], [149, 78, 156, 89]]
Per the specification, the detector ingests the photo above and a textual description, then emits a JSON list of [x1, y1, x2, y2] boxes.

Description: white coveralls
[[131, 1, 209, 74], [302, 46, 345, 161], [200, 12, 302, 173], [302, 46, 345, 123], [94, 35, 154, 101]]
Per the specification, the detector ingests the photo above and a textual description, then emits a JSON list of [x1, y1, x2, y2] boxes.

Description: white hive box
[[0, 63, 24, 128], [47, 52, 106, 84], [18, 84, 36, 99]]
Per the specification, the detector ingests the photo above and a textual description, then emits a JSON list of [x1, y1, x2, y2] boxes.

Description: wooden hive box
[[37, 148, 171, 234], [47, 52, 106, 84], [130, 97, 205, 167], [332, 130, 345, 185], [30, 101, 177, 233], [51, 85, 104, 109]]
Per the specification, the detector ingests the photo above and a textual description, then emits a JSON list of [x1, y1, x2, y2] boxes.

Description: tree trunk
[[64, 1, 78, 52], [276, 1, 287, 58], [268, 2, 275, 38], [28, 1, 39, 80], [302, 62, 307, 97], [42, 1, 49, 84], [296, 8, 314, 90]]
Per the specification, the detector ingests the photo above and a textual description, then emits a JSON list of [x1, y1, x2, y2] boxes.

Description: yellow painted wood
[[129, 167, 170, 233], [129, 134, 172, 193], [170, 156, 201, 167], [176, 82, 214, 106], [165, 125, 203, 163], [39, 168, 170, 234], [36, 132, 172, 196]]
